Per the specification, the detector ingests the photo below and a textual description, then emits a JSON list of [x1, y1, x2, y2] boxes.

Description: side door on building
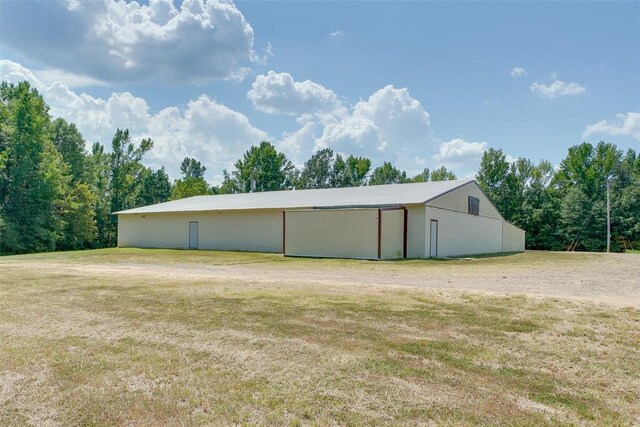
[[429, 219, 438, 258], [189, 221, 199, 249]]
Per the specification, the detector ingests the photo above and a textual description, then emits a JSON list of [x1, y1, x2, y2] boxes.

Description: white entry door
[[429, 220, 438, 258], [189, 221, 198, 249]]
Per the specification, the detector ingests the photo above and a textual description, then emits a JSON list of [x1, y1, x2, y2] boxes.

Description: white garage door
[[381, 209, 405, 259], [284, 208, 406, 260]]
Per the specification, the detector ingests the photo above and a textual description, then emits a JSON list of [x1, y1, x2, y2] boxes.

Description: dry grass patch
[[0, 250, 639, 425]]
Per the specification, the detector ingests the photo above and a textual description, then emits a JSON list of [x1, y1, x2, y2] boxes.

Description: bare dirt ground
[[2, 250, 639, 308]]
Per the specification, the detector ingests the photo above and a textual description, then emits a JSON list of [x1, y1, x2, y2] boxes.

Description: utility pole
[[606, 178, 611, 253]]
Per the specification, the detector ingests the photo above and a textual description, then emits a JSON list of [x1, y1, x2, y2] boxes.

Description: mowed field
[[1, 250, 639, 426]]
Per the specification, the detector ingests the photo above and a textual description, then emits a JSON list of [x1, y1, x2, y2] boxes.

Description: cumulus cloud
[[433, 138, 488, 178], [530, 80, 586, 98], [433, 138, 487, 163], [582, 112, 640, 141], [314, 85, 434, 173], [2, 59, 489, 181], [1, 59, 268, 182], [330, 30, 344, 37], [278, 122, 318, 161], [248, 82, 435, 173], [143, 96, 269, 179], [510, 67, 526, 78], [0, 0, 257, 84], [317, 116, 384, 152], [247, 71, 347, 120]]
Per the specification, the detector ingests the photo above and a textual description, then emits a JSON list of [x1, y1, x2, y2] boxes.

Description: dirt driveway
[[3, 250, 639, 308]]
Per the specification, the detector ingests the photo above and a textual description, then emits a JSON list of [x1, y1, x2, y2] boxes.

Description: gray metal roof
[[115, 179, 473, 214]]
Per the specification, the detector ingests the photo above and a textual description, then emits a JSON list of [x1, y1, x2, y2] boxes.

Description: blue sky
[[1, 0, 638, 182]]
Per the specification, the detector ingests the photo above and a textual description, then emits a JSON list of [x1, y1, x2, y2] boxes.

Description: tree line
[[477, 144, 639, 251], [1, 81, 638, 255]]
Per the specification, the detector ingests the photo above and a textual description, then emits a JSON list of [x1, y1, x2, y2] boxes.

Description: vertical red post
[[403, 207, 408, 259]]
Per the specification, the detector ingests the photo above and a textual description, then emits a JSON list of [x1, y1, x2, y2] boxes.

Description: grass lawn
[[0, 249, 638, 425]]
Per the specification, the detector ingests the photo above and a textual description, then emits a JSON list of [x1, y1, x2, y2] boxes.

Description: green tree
[[558, 186, 604, 251], [170, 157, 211, 200], [430, 166, 457, 181], [593, 147, 640, 251], [170, 178, 212, 200], [51, 118, 98, 250], [0, 210, 6, 248], [104, 129, 153, 246], [298, 148, 334, 189], [230, 141, 296, 192], [57, 182, 97, 250], [369, 162, 407, 185], [332, 154, 371, 187], [476, 148, 510, 215], [139, 167, 172, 205], [553, 142, 623, 251], [0, 81, 70, 253], [180, 157, 206, 179], [613, 150, 640, 249], [52, 118, 88, 182], [518, 160, 560, 249], [219, 169, 240, 194], [554, 142, 620, 195], [409, 168, 430, 182], [475, 148, 563, 249], [88, 142, 112, 248], [0, 83, 9, 250], [500, 158, 534, 223]]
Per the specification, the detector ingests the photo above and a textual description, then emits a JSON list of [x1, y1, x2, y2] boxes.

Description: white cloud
[[278, 122, 318, 161], [316, 116, 384, 153], [248, 71, 347, 119], [253, 84, 434, 173], [0, 0, 257, 84], [1, 59, 499, 182], [143, 96, 269, 180], [314, 85, 434, 173], [32, 68, 107, 88], [1, 59, 268, 182], [433, 138, 488, 178], [330, 30, 344, 37], [530, 80, 586, 99], [582, 112, 640, 141], [255, 42, 274, 66], [0, 60, 43, 89], [510, 67, 526, 78], [433, 138, 487, 163]]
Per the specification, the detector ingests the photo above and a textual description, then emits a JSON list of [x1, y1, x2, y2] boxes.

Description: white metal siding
[[425, 207, 503, 257], [427, 182, 502, 220], [118, 210, 282, 252], [502, 222, 525, 252], [117, 180, 522, 259], [284, 209, 379, 259], [118, 213, 186, 249], [381, 209, 404, 259]]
